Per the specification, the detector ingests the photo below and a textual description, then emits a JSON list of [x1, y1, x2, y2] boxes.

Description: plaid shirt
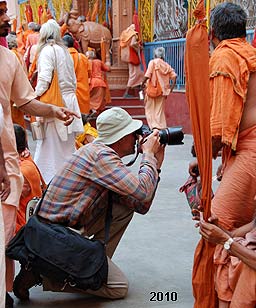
[[38, 143, 159, 229]]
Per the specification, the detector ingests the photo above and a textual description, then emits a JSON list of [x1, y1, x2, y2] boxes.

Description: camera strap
[[126, 141, 141, 167]]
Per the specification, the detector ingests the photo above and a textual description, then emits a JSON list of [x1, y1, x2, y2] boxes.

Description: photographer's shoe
[[13, 267, 42, 300]]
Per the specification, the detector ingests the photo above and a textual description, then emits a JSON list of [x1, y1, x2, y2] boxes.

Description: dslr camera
[[136, 124, 184, 146]]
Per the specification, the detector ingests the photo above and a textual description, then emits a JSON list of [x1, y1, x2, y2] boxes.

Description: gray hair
[[28, 22, 37, 31], [6, 33, 17, 49], [154, 47, 165, 60], [37, 19, 65, 53]]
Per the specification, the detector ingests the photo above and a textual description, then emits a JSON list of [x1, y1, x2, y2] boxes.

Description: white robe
[[34, 44, 84, 183], [0, 104, 6, 308]]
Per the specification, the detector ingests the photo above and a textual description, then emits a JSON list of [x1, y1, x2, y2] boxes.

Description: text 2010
[[149, 291, 178, 302]]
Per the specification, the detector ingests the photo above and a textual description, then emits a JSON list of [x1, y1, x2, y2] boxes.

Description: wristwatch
[[223, 238, 234, 250]]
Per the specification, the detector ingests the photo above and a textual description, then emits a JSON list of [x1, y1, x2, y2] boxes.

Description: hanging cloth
[[184, 1, 216, 307]]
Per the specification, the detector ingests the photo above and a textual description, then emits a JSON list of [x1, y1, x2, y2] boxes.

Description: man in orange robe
[[189, 3, 256, 307], [86, 50, 111, 115], [120, 24, 144, 97], [63, 34, 91, 115]]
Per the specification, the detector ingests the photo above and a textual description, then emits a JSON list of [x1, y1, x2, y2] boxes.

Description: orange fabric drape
[[184, 1, 215, 307], [16, 159, 43, 233], [252, 29, 256, 48], [91, 0, 99, 22]]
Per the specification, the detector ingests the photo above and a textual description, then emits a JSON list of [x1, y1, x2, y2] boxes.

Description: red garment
[[89, 59, 109, 89], [0, 37, 7, 48]]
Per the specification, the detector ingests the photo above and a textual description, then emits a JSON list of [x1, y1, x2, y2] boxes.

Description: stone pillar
[[107, 0, 134, 89]]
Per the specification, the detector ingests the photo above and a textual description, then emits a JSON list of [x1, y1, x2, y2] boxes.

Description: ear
[[78, 24, 84, 33], [208, 28, 214, 40]]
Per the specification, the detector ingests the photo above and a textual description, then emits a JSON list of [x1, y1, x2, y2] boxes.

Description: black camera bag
[[6, 191, 112, 291]]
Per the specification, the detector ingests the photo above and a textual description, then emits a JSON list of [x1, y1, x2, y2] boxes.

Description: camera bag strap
[[34, 184, 113, 245]]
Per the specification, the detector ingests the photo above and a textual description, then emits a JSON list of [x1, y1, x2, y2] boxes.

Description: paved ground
[[12, 133, 221, 308]]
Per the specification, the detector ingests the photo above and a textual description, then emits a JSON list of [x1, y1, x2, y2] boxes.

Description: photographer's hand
[[140, 130, 162, 157]]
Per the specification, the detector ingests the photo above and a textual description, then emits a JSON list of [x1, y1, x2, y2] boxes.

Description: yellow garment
[[75, 123, 98, 149], [68, 47, 91, 114]]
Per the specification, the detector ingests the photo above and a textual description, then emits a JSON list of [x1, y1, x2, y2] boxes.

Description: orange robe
[[10, 49, 27, 128], [214, 227, 256, 307], [144, 58, 177, 129], [89, 59, 110, 112], [212, 126, 256, 302], [16, 159, 42, 233], [68, 47, 90, 114], [210, 39, 256, 303]]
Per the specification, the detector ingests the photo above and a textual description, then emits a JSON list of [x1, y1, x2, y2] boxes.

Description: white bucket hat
[[95, 107, 142, 145]]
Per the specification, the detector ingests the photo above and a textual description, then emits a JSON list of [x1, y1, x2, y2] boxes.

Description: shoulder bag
[[39, 44, 64, 108], [146, 67, 162, 98], [6, 189, 112, 291]]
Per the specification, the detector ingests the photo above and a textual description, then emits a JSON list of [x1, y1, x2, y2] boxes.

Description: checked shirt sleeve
[[90, 151, 159, 214]]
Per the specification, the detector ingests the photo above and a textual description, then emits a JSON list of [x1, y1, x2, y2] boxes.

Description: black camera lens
[[135, 125, 184, 146], [159, 127, 184, 145]]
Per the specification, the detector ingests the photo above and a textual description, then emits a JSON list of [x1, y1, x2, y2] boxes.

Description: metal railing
[[143, 30, 255, 90]]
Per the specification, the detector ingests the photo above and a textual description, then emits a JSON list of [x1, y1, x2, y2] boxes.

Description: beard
[[0, 23, 10, 37]]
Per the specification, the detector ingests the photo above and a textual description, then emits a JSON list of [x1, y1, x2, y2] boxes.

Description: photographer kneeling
[[13, 107, 165, 300]]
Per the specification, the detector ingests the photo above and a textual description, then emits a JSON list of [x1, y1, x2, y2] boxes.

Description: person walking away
[[23, 23, 40, 72], [86, 50, 111, 116], [120, 24, 144, 98], [34, 19, 84, 183], [142, 47, 177, 129]]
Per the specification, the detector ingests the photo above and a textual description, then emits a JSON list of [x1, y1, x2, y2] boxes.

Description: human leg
[[86, 257, 128, 299], [212, 143, 256, 304], [14, 203, 134, 299], [87, 202, 134, 258], [145, 95, 166, 130], [2, 204, 16, 292], [0, 200, 6, 308], [43, 257, 129, 299]]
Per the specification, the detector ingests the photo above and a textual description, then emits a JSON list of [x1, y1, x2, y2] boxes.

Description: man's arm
[[199, 219, 256, 271], [229, 238, 256, 271], [19, 99, 80, 126]]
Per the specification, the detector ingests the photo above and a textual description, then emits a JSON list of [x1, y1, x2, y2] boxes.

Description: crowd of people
[[0, 1, 256, 308]]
